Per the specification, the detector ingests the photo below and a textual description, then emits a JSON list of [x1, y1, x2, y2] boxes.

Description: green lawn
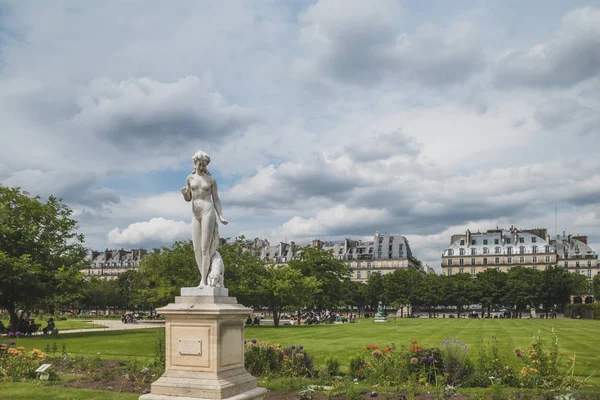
[[0, 382, 138, 399], [8, 318, 600, 385], [1, 318, 105, 331]]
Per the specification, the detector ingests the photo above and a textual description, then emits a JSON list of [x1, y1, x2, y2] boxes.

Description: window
[[495, 257, 500, 264], [471, 248, 476, 255], [494, 239, 499, 244], [507, 257, 512, 264], [519, 237, 524, 243], [506, 238, 511, 244], [519, 246, 525, 254], [588, 261, 592, 267], [545, 256, 550, 263], [576, 262, 580, 268], [471, 267, 476, 275], [588, 270, 592, 278], [459, 259, 464, 265], [367, 271, 371, 278], [507, 247, 512, 254], [483, 247, 489, 255], [483, 239, 488, 245], [459, 267, 464, 274], [448, 269, 452, 276], [531, 237, 537, 243], [460, 248, 465, 256], [471, 258, 476, 265], [367, 262, 372, 269], [533, 256, 538, 263], [357, 262, 361, 269], [483, 258, 488, 265], [448, 259, 453, 266], [564, 261, 568, 268], [520, 257, 525, 263], [545, 246, 550, 253], [357, 271, 361, 279], [532, 246, 538, 254], [460, 239, 465, 245], [471, 239, 476, 245], [495, 247, 500, 254], [448, 249, 453, 256]]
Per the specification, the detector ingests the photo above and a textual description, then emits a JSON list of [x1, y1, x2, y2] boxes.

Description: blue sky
[[1, 0, 600, 270]]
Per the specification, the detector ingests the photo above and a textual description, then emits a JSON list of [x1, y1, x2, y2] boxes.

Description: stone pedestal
[[140, 294, 266, 400]]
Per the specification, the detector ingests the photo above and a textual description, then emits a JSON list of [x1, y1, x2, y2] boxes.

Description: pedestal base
[[140, 387, 267, 400], [141, 295, 261, 400]]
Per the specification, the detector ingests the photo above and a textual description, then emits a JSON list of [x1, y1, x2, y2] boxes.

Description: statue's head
[[192, 150, 211, 173]]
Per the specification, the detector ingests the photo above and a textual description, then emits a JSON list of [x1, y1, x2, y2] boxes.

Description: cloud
[[293, 0, 484, 87], [107, 217, 191, 246], [72, 76, 258, 146], [495, 6, 600, 88]]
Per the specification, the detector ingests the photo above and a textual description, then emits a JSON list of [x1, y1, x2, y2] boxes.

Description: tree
[[419, 273, 444, 317], [475, 269, 506, 317], [383, 268, 424, 317], [593, 274, 600, 301], [138, 241, 198, 307], [448, 273, 476, 317], [288, 246, 351, 310], [0, 186, 87, 332], [365, 272, 384, 309], [503, 267, 542, 318]]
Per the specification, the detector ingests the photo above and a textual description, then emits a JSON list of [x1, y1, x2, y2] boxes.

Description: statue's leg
[[199, 210, 216, 287], [191, 217, 205, 287]]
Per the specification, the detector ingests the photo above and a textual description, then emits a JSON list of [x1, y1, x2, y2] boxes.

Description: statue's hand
[[219, 215, 228, 225], [181, 187, 188, 194]]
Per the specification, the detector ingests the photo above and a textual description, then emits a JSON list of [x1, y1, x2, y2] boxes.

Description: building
[[551, 233, 599, 279], [441, 227, 599, 277], [249, 232, 430, 282], [82, 248, 148, 280]]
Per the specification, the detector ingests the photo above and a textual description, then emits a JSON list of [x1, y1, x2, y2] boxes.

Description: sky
[[2, 0, 600, 272]]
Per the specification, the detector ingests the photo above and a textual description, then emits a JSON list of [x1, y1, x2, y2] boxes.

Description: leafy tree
[[383, 268, 424, 317], [138, 241, 197, 307], [365, 272, 384, 309], [593, 274, 600, 301], [475, 269, 506, 317], [288, 246, 351, 311], [503, 267, 542, 317], [262, 266, 321, 327], [0, 186, 87, 332], [448, 273, 476, 317], [419, 273, 444, 317]]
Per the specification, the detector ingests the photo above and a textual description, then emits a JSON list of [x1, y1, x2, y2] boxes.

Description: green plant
[[322, 356, 340, 378], [439, 335, 471, 386], [0, 344, 46, 382], [244, 340, 282, 377]]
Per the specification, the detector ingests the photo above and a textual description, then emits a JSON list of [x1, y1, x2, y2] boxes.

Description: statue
[[377, 301, 384, 315], [374, 300, 388, 322], [181, 151, 228, 288]]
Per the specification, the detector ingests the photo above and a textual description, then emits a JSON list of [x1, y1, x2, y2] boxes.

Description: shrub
[[0, 343, 46, 382], [471, 337, 515, 388], [439, 335, 472, 386], [244, 340, 282, 377], [323, 356, 340, 377], [281, 345, 314, 377]]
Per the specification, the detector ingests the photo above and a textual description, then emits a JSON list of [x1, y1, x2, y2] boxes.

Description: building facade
[[82, 249, 148, 280], [441, 227, 599, 277], [249, 232, 431, 282]]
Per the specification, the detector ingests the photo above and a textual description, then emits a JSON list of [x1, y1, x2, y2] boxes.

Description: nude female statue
[[181, 151, 228, 288]]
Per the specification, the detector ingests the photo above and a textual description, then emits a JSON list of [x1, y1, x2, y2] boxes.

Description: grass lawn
[[0, 382, 138, 399], [1, 318, 105, 331], [246, 318, 600, 385], [8, 318, 600, 385]]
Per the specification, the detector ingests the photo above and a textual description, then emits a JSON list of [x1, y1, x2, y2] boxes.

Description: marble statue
[[181, 150, 228, 288]]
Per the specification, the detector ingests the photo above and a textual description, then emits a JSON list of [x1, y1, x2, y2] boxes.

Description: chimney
[[572, 235, 588, 244], [466, 230, 471, 246], [312, 239, 322, 249], [91, 250, 101, 261]]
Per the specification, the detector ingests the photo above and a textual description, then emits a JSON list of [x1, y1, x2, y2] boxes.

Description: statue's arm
[[211, 180, 228, 225], [181, 176, 192, 202]]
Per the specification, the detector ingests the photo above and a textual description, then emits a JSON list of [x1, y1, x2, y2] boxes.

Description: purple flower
[[251, 339, 257, 344], [420, 356, 428, 363], [15, 331, 21, 337], [9, 341, 15, 346], [428, 356, 435, 362], [291, 345, 296, 350], [299, 345, 303, 350], [7, 332, 14, 338]]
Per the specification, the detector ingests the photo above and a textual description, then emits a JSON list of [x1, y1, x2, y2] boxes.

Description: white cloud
[[495, 6, 600, 87], [107, 217, 191, 246]]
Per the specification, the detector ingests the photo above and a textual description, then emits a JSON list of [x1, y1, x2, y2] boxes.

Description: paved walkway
[[33, 320, 164, 336]]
